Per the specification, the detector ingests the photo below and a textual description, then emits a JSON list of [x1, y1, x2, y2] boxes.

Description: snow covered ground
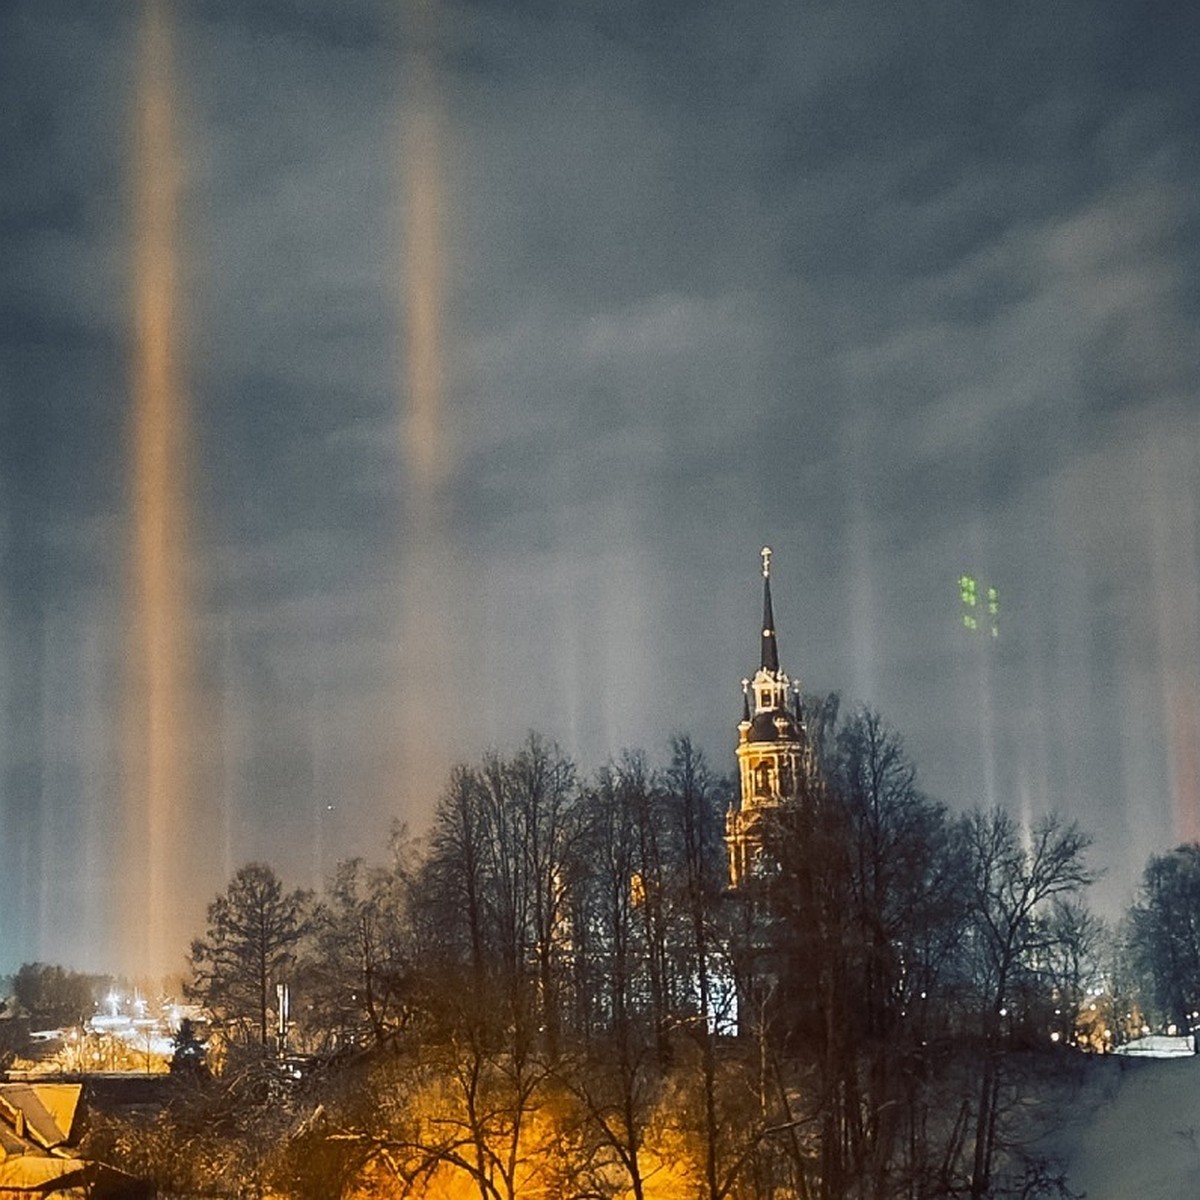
[[1054, 1056, 1200, 1199], [1113, 1034, 1195, 1058]]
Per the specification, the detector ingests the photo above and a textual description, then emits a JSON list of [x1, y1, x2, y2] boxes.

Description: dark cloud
[[2, 0, 1199, 971]]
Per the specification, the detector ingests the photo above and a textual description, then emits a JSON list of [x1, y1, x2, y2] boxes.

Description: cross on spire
[[761, 545, 772, 578]]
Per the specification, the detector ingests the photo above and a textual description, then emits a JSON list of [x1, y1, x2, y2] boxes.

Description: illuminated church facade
[[725, 547, 821, 889]]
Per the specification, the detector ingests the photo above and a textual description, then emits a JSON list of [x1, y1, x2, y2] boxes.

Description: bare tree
[[665, 735, 732, 1200], [304, 836, 417, 1050], [959, 810, 1093, 1197], [500, 733, 577, 1057], [420, 763, 491, 995], [421, 735, 578, 1055], [565, 752, 665, 1199], [1041, 899, 1106, 1047], [752, 705, 968, 1200]]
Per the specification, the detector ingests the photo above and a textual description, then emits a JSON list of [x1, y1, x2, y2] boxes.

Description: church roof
[[739, 548, 808, 746], [747, 708, 801, 743], [761, 559, 780, 673]]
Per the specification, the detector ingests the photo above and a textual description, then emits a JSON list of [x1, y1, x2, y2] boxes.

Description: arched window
[[780, 761, 794, 797], [755, 761, 771, 796]]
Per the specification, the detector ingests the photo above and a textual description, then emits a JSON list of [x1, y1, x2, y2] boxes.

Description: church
[[725, 547, 822, 890]]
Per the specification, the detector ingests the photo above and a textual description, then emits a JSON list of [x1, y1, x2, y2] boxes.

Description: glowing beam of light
[[125, 0, 192, 978], [387, 1, 457, 825], [401, 50, 445, 498], [1147, 431, 1200, 844]]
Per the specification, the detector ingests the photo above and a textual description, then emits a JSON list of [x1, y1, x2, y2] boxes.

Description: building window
[[755, 762, 771, 796]]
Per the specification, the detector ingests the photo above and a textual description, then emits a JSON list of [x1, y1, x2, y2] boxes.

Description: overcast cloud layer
[[3, 0, 1199, 974]]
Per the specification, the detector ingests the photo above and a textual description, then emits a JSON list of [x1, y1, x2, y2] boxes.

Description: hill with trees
[[72, 705, 1141, 1199]]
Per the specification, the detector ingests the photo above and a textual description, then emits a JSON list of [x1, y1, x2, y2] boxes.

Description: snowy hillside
[[1056, 1056, 1200, 1199]]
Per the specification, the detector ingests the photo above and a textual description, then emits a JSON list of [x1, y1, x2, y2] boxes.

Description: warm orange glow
[[338, 1080, 710, 1200], [125, 0, 192, 977], [343, 1070, 708, 1200], [402, 54, 445, 495]]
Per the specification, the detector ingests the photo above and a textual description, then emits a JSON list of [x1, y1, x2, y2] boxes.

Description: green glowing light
[[959, 574, 1000, 640]]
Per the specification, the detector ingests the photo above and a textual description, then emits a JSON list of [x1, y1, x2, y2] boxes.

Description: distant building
[[725, 547, 821, 889]]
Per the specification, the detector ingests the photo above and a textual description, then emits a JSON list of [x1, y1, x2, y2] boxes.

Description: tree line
[[18, 702, 1200, 1197], [87, 703, 1095, 1199]]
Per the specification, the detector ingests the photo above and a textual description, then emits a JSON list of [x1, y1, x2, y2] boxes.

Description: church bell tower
[[725, 547, 817, 888]]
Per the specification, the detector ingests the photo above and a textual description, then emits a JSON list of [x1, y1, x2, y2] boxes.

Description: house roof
[[0, 1083, 82, 1150], [0, 1080, 144, 1196], [0, 1152, 90, 1190]]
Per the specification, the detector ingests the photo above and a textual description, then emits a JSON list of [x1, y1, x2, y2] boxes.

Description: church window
[[755, 762, 771, 796]]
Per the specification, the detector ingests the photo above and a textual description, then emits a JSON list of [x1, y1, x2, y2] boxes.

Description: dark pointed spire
[[760, 546, 780, 673]]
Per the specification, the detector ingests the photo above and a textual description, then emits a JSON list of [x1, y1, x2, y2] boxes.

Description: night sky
[[3, 0, 1199, 976]]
